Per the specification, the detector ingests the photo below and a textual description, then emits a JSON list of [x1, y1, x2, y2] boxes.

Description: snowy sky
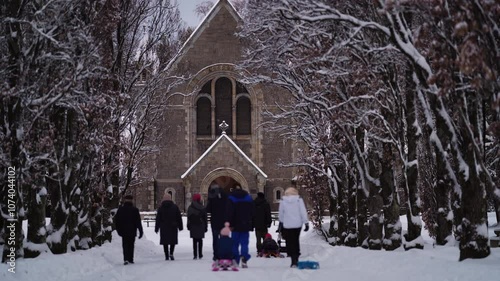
[[178, 0, 210, 27]]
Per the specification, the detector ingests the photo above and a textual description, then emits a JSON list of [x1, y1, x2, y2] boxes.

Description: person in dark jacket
[[187, 193, 208, 259], [253, 192, 272, 254], [260, 233, 280, 257], [114, 195, 143, 265], [226, 186, 254, 268], [206, 184, 227, 261], [155, 192, 183, 260]]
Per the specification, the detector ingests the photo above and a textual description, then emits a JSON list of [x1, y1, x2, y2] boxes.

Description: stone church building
[[132, 0, 298, 212]]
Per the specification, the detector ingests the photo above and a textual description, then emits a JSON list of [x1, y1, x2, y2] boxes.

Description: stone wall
[[175, 6, 241, 76], [133, 2, 299, 212]]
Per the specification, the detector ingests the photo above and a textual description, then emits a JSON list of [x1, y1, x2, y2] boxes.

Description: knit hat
[[192, 193, 201, 202], [265, 233, 272, 239], [220, 222, 231, 236]]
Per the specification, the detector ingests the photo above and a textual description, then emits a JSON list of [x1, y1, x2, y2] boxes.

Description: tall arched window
[[196, 97, 211, 135], [236, 96, 251, 135], [195, 77, 252, 137], [215, 77, 232, 135]]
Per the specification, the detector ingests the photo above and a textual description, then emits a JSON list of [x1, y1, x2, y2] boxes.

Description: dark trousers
[[193, 238, 203, 258], [122, 236, 136, 262], [211, 227, 221, 260], [283, 228, 301, 260], [163, 244, 175, 258], [255, 229, 267, 252]]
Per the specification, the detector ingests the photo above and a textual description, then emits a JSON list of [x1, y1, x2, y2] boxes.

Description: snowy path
[[2, 215, 500, 281]]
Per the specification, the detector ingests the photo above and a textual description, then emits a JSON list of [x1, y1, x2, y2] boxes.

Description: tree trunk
[[47, 181, 69, 254], [367, 193, 383, 250], [46, 108, 76, 254], [417, 91, 453, 245], [2, 101, 26, 262], [458, 95, 490, 261], [25, 187, 47, 258], [77, 186, 93, 250], [337, 165, 348, 245], [381, 143, 402, 250], [101, 158, 120, 243], [355, 128, 368, 248], [404, 88, 423, 250], [367, 150, 383, 250], [91, 202, 104, 246], [345, 167, 357, 247], [66, 186, 82, 251], [0, 212, 4, 248], [328, 186, 339, 246]]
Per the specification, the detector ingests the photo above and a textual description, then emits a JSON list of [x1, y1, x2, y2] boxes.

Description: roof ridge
[[181, 133, 267, 179], [163, 0, 243, 73]]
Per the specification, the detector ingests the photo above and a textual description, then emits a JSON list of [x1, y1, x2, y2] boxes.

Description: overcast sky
[[178, 0, 212, 27]]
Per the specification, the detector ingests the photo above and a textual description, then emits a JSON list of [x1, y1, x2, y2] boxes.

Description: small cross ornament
[[219, 121, 229, 134]]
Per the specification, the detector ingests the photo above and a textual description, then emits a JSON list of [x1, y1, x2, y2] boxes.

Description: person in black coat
[[114, 195, 143, 265], [226, 186, 254, 267], [155, 193, 183, 260], [206, 184, 227, 261], [253, 192, 272, 254], [187, 193, 207, 259], [260, 233, 280, 257]]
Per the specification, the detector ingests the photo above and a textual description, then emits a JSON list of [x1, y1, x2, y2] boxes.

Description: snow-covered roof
[[164, 0, 242, 72], [181, 132, 267, 179]]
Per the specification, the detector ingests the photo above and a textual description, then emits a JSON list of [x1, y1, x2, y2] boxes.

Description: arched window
[[195, 77, 252, 137], [236, 96, 251, 135], [165, 188, 176, 202], [196, 97, 211, 135], [215, 77, 232, 135], [273, 187, 284, 203]]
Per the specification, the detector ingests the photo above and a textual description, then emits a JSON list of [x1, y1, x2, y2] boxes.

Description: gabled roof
[[181, 132, 267, 179], [165, 0, 242, 72]]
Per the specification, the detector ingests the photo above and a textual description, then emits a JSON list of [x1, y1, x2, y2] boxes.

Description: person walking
[[114, 194, 144, 265], [253, 192, 272, 255], [226, 186, 254, 268], [278, 187, 309, 268], [187, 193, 208, 259], [206, 184, 227, 261], [155, 192, 183, 260]]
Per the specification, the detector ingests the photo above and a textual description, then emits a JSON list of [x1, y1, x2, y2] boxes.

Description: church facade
[[132, 0, 298, 212]]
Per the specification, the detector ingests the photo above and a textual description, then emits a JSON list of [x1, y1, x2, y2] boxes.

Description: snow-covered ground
[[2, 213, 500, 281]]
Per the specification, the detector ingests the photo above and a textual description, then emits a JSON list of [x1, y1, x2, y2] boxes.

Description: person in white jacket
[[278, 187, 309, 268]]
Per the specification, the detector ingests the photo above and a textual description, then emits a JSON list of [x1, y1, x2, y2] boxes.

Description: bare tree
[[240, 0, 498, 260]]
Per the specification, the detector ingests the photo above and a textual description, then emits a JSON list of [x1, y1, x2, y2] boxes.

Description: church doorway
[[211, 176, 240, 194], [199, 167, 249, 196]]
